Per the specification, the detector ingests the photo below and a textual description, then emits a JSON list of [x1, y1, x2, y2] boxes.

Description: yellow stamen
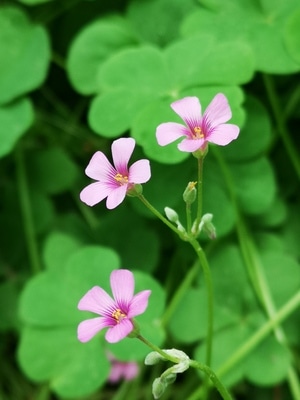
[[112, 308, 126, 323], [114, 173, 129, 184], [193, 126, 204, 139], [188, 181, 197, 190]]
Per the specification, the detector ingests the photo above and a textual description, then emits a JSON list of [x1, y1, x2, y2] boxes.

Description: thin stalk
[[195, 156, 204, 229], [15, 145, 41, 274], [136, 334, 180, 364], [186, 201, 193, 234], [138, 195, 185, 239], [189, 360, 233, 400], [189, 239, 214, 369], [262, 74, 300, 179]]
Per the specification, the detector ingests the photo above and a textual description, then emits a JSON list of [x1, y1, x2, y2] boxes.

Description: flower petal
[[110, 269, 134, 311], [108, 362, 123, 383], [208, 123, 240, 146], [106, 185, 127, 209], [128, 159, 151, 184], [77, 317, 109, 342], [80, 181, 114, 206], [171, 96, 202, 131], [78, 286, 116, 317], [123, 362, 139, 380], [105, 318, 133, 343], [202, 93, 232, 130], [111, 138, 135, 174], [128, 290, 151, 318], [156, 122, 188, 146], [178, 137, 205, 152], [84, 151, 116, 181]]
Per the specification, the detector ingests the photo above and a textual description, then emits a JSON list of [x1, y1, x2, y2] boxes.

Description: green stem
[[138, 335, 231, 400], [138, 194, 214, 368], [15, 145, 41, 274], [138, 195, 185, 239], [262, 73, 300, 179], [189, 360, 232, 400], [136, 335, 180, 364], [195, 156, 204, 230], [186, 202, 193, 234], [189, 239, 214, 368], [187, 291, 300, 400]]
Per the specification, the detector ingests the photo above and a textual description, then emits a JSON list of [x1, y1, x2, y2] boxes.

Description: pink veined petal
[[80, 181, 115, 207], [77, 317, 109, 342], [84, 151, 116, 181], [207, 123, 240, 146], [156, 122, 189, 146], [106, 184, 127, 209], [128, 159, 151, 184], [105, 318, 133, 343], [111, 138, 135, 174], [78, 286, 116, 317], [171, 96, 202, 131], [178, 137, 205, 152], [110, 269, 135, 310], [202, 93, 232, 131], [128, 290, 151, 318]]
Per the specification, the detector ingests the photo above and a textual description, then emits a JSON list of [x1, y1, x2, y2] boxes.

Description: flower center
[[193, 126, 204, 139], [114, 173, 129, 185], [112, 308, 126, 323]]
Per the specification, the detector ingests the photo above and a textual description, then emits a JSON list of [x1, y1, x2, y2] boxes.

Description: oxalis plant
[[74, 94, 285, 400]]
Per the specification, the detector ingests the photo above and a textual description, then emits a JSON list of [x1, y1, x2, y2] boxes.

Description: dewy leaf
[[0, 97, 34, 158], [181, 0, 300, 73], [67, 17, 138, 95], [0, 6, 50, 104]]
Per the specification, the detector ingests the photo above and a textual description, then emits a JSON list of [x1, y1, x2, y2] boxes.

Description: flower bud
[[183, 182, 197, 204], [145, 351, 163, 366], [152, 377, 166, 399], [198, 213, 216, 239], [164, 207, 179, 223]]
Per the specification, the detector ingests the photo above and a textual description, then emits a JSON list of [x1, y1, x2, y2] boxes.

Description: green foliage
[[0, 0, 299, 399], [18, 244, 166, 397]]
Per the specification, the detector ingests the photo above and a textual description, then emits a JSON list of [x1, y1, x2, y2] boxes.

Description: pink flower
[[80, 138, 151, 209], [107, 352, 139, 383], [156, 94, 239, 152], [77, 269, 151, 343]]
